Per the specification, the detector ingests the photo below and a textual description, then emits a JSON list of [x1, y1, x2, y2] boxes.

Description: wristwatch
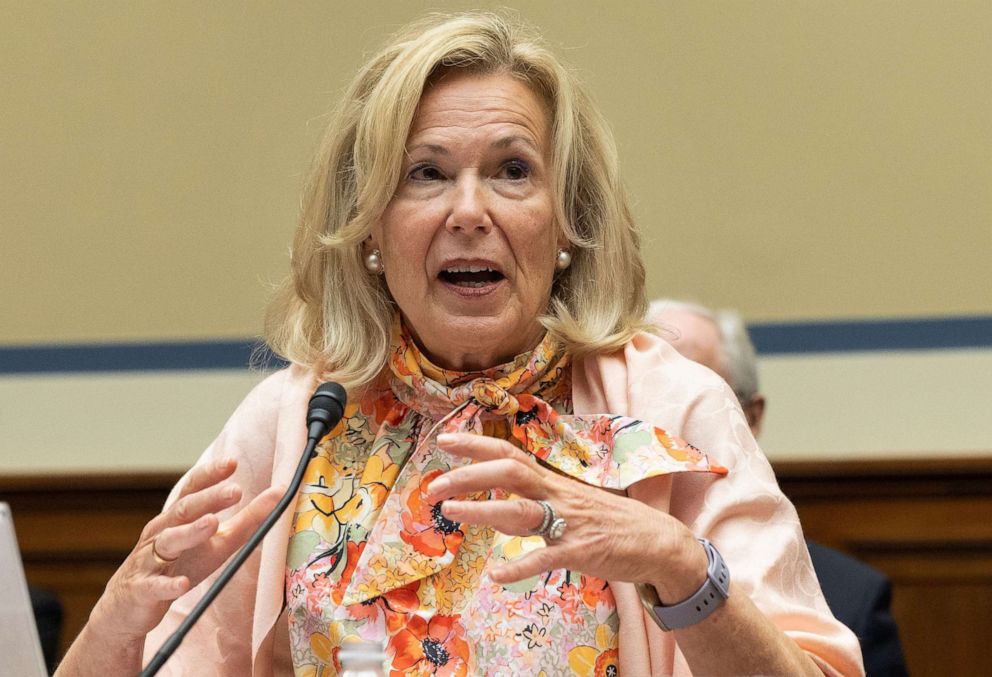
[[635, 538, 730, 631]]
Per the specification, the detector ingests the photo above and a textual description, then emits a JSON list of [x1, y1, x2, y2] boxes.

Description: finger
[[143, 458, 240, 537], [179, 456, 238, 498], [427, 458, 543, 501], [139, 574, 192, 602], [212, 485, 284, 552], [440, 498, 545, 536], [163, 480, 243, 530], [489, 546, 562, 585], [436, 433, 533, 464], [151, 513, 220, 562]]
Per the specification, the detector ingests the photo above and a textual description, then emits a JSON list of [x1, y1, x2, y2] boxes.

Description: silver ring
[[529, 500, 554, 536], [530, 500, 567, 541], [546, 517, 567, 540]]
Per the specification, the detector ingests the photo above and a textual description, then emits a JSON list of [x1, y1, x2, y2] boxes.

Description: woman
[[58, 12, 862, 677]]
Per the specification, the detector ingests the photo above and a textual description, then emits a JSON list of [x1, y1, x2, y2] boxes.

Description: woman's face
[[371, 71, 560, 371]]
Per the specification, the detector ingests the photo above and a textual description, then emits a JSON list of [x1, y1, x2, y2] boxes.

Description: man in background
[[649, 299, 908, 677], [30, 586, 63, 672]]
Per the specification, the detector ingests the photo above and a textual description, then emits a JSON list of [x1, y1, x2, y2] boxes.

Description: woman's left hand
[[427, 432, 707, 603]]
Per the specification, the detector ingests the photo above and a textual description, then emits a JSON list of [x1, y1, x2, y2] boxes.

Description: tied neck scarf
[[339, 317, 727, 606]]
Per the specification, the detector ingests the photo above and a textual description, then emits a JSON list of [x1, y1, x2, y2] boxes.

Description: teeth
[[456, 280, 490, 287], [445, 265, 495, 273]]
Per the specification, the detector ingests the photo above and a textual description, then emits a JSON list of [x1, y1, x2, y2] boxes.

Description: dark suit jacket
[[807, 541, 908, 677], [30, 585, 63, 674]]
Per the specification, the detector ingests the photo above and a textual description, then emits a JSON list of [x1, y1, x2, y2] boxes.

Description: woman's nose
[[445, 175, 493, 234]]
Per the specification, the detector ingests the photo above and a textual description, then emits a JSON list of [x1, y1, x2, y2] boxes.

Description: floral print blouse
[[285, 320, 725, 676]]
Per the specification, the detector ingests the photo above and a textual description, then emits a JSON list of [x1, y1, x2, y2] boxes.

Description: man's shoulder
[[807, 539, 892, 635], [807, 540, 889, 590]]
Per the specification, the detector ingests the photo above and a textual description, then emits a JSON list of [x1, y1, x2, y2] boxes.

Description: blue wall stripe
[[0, 340, 286, 375], [748, 315, 992, 355], [1, 315, 990, 374]]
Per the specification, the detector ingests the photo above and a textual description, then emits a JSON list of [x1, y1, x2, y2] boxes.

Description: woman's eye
[[499, 160, 530, 181], [408, 164, 444, 181]]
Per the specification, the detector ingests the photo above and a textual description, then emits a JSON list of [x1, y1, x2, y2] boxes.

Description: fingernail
[[436, 433, 454, 447], [224, 485, 239, 500], [439, 500, 458, 518]]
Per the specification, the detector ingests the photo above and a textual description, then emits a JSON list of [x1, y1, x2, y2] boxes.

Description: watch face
[[635, 583, 671, 631]]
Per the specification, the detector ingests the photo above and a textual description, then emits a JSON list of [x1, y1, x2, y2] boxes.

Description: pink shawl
[[145, 332, 863, 676]]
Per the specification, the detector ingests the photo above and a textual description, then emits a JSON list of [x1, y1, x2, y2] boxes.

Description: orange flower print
[[579, 574, 612, 610], [511, 395, 557, 459], [330, 541, 365, 605], [513, 394, 555, 427], [557, 580, 584, 625], [348, 581, 421, 634], [400, 470, 464, 558], [594, 649, 619, 677], [585, 417, 617, 448], [389, 614, 470, 677], [361, 389, 407, 427], [654, 428, 705, 464]]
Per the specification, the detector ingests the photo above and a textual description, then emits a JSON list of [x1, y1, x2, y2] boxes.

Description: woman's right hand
[[56, 458, 283, 676]]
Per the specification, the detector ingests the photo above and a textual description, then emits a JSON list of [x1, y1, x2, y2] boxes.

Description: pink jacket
[[145, 333, 863, 676]]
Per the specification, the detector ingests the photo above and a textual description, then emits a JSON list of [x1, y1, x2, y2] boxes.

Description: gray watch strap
[[635, 538, 730, 631]]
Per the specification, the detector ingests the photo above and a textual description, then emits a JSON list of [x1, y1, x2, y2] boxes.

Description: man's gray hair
[[648, 299, 760, 404], [714, 310, 760, 403]]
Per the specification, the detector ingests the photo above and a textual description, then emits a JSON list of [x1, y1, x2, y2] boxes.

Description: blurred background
[[2, 1, 990, 674]]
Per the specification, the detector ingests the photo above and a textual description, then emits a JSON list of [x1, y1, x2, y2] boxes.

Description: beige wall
[[2, 2, 989, 471]]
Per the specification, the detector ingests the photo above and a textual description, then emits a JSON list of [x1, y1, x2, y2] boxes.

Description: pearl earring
[[365, 248, 384, 275], [555, 248, 572, 271]]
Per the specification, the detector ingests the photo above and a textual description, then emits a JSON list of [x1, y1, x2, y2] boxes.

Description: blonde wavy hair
[[265, 11, 649, 389]]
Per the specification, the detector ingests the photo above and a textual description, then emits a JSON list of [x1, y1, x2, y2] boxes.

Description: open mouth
[[438, 265, 505, 288]]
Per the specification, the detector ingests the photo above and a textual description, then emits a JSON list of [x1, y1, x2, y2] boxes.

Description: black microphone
[[140, 381, 347, 676], [307, 381, 347, 443]]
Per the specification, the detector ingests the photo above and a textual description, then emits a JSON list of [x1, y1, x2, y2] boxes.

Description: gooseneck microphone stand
[[139, 382, 346, 676]]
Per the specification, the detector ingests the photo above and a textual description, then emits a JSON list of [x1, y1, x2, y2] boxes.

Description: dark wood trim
[[0, 471, 182, 492], [5, 454, 991, 491], [777, 455, 992, 499]]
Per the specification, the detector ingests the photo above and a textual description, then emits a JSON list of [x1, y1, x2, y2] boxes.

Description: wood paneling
[[777, 457, 992, 677], [3, 457, 992, 674], [1, 473, 175, 662]]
